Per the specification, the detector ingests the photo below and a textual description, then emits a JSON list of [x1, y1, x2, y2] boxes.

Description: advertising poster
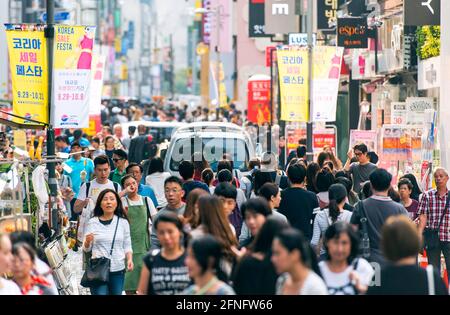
[[83, 54, 105, 136], [5, 24, 48, 125], [285, 123, 306, 152], [312, 46, 344, 122], [349, 130, 377, 152], [52, 25, 96, 129], [247, 76, 271, 126], [277, 48, 309, 122], [406, 97, 434, 125], [313, 129, 336, 159], [391, 102, 407, 125]]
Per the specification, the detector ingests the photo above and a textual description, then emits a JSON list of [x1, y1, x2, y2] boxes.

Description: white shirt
[[145, 172, 171, 207], [276, 271, 328, 295], [319, 259, 375, 295], [0, 278, 21, 295], [77, 179, 122, 204]]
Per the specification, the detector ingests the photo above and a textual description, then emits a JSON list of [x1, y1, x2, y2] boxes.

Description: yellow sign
[[13, 130, 27, 150], [6, 27, 48, 125], [220, 83, 227, 108], [277, 48, 309, 122]]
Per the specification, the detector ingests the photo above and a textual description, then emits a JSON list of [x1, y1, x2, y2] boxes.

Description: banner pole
[[306, 0, 314, 162], [45, 0, 58, 231]]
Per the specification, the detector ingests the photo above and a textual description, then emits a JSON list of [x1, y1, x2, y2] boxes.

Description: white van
[[163, 122, 255, 177]]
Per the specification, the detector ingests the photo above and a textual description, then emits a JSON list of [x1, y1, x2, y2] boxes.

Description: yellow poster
[[6, 26, 48, 125], [277, 48, 309, 122]]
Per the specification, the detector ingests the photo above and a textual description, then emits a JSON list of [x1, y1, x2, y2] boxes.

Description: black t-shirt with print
[[143, 250, 191, 295]]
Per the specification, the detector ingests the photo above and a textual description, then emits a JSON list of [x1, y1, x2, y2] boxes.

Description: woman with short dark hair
[[319, 222, 374, 295]]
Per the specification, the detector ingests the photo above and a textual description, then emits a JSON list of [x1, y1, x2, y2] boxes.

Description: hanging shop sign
[[249, 0, 271, 38], [288, 33, 316, 46], [317, 0, 345, 31], [312, 46, 344, 122], [247, 75, 271, 126], [406, 97, 434, 126], [5, 24, 48, 126], [404, 0, 440, 26], [418, 56, 440, 90], [202, 0, 213, 44], [277, 48, 309, 122], [52, 25, 96, 129], [266, 46, 277, 67], [265, 0, 298, 35], [337, 18, 368, 49]]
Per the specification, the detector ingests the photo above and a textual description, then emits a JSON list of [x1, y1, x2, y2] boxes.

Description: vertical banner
[[5, 25, 48, 125], [52, 25, 96, 129], [83, 54, 106, 137], [277, 48, 309, 122], [312, 46, 343, 122], [210, 0, 233, 53], [249, 0, 270, 38], [247, 75, 271, 125]]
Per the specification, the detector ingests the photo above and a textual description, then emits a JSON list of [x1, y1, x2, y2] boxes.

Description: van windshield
[[169, 137, 249, 172]]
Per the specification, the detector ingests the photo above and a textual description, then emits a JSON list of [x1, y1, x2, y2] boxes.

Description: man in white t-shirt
[[74, 155, 125, 243]]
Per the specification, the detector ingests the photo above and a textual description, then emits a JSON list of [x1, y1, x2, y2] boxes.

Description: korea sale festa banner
[[5, 24, 48, 125], [277, 48, 309, 122], [52, 25, 96, 129], [312, 46, 344, 122]]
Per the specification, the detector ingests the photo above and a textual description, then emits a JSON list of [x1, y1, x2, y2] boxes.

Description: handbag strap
[[437, 193, 450, 230], [109, 216, 120, 256], [359, 201, 369, 235]]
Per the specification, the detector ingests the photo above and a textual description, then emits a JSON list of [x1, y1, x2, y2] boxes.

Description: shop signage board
[[391, 102, 408, 125], [52, 25, 96, 129], [317, 0, 345, 30], [337, 18, 368, 49], [249, 0, 271, 38], [266, 46, 277, 67], [265, 0, 298, 35], [406, 97, 434, 125], [418, 56, 440, 90], [312, 46, 344, 122], [277, 47, 309, 122], [247, 75, 271, 126], [404, 0, 440, 26], [202, 0, 213, 44], [5, 24, 48, 126], [288, 33, 316, 46], [349, 130, 378, 153]]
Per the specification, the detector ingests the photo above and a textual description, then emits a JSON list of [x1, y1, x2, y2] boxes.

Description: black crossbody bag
[[81, 217, 120, 287], [423, 193, 449, 250], [358, 201, 371, 259]]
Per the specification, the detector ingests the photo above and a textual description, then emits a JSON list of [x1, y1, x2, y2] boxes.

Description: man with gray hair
[[418, 167, 450, 284]]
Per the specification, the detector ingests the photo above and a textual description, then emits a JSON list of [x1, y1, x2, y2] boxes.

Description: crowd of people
[[0, 100, 449, 296]]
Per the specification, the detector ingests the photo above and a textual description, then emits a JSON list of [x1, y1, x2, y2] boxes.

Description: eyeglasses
[[165, 188, 181, 194], [113, 158, 123, 162]]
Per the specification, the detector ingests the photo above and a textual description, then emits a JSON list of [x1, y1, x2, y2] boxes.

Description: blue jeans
[[90, 270, 125, 295]]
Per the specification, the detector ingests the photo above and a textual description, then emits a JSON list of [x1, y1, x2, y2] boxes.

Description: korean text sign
[[337, 18, 368, 49], [277, 48, 309, 122], [52, 25, 96, 129], [5, 25, 48, 125]]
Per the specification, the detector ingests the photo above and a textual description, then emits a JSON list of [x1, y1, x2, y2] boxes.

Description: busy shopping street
[[1, 0, 450, 304]]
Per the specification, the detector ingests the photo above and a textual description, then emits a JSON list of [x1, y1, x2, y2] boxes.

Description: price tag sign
[[391, 102, 407, 125]]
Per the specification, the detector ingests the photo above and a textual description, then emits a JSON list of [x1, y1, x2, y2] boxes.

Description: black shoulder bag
[[423, 193, 449, 250], [358, 201, 371, 259], [81, 216, 120, 288]]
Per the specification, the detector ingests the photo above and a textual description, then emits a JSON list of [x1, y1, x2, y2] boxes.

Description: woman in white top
[[311, 184, 353, 260], [319, 222, 374, 295], [83, 189, 133, 295], [121, 175, 157, 294], [0, 233, 21, 295], [145, 157, 171, 208], [272, 228, 328, 295]]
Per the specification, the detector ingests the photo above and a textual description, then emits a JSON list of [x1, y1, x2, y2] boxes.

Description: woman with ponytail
[[310, 184, 353, 261]]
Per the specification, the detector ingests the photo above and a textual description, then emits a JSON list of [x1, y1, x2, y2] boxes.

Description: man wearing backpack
[[73, 155, 124, 244], [350, 168, 409, 266]]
